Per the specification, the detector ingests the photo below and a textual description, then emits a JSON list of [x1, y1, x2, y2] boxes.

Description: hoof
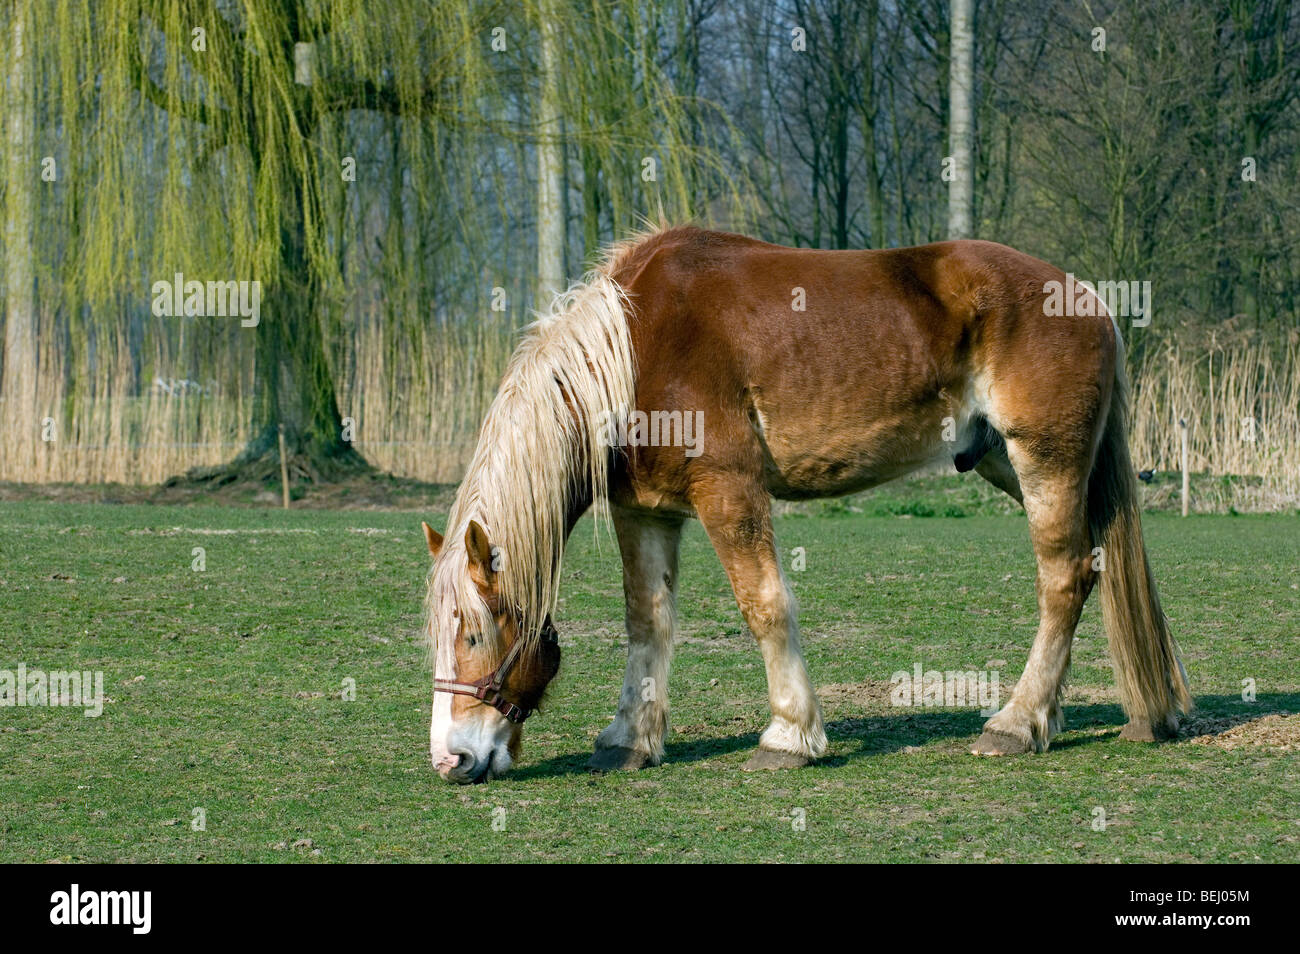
[[587, 746, 652, 773], [1118, 719, 1178, 742], [971, 730, 1033, 756], [742, 748, 810, 771]]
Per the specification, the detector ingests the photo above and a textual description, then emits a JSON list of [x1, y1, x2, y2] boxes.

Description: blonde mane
[[425, 263, 638, 662]]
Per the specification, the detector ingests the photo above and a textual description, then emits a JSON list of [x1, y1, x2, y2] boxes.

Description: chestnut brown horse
[[422, 225, 1190, 783]]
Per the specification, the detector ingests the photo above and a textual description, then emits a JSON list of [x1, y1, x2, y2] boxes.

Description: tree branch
[[318, 77, 456, 119]]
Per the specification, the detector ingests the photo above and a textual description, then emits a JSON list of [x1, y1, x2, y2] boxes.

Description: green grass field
[[2, 494, 1297, 862]]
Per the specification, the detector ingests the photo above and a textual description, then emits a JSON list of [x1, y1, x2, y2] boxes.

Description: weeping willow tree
[[21, 0, 512, 481], [2, 0, 749, 486]]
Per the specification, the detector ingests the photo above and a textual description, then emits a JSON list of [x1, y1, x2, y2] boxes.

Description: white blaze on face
[[429, 613, 457, 770]]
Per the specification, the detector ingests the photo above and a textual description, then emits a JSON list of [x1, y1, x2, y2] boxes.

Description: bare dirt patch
[[1182, 711, 1300, 751], [1060, 684, 1117, 705], [818, 680, 900, 707]]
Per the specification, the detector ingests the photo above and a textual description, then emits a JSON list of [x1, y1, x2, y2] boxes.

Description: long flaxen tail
[[1086, 347, 1192, 740]]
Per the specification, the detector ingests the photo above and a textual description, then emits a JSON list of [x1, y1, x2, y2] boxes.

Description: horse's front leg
[[693, 477, 827, 770], [589, 508, 683, 771]]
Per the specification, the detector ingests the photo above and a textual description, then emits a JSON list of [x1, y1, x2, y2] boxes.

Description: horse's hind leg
[[589, 507, 683, 772], [692, 477, 826, 770], [973, 458, 1097, 755]]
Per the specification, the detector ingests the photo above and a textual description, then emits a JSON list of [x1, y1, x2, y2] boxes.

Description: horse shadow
[[514, 692, 1298, 780], [512, 728, 761, 781]]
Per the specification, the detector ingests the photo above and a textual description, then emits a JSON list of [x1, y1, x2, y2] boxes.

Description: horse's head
[[422, 520, 561, 783]]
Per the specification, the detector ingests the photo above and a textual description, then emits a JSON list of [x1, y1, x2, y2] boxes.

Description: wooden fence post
[[278, 424, 290, 510], [1179, 417, 1189, 517]]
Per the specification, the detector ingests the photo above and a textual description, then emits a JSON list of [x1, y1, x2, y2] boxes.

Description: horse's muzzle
[[438, 748, 496, 784]]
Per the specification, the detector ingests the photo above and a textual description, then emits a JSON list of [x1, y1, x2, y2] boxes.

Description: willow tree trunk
[[946, 0, 974, 239], [3, 7, 36, 450], [217, 179, 363, 483]]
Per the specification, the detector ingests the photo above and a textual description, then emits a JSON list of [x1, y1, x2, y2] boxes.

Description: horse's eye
[[467, 633, 478, 648]]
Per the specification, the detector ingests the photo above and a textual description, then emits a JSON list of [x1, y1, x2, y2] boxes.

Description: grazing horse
[[422, 225, 1190, 783]]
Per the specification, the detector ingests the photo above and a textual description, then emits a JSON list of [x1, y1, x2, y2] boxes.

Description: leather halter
[[432, 599, 554, 724]]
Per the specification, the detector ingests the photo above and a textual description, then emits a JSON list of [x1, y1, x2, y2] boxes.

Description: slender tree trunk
[[946, 0, 975, 239], [536, 0, 566, 303], [581, 137, 602, 264], [831, 96, 849, 249], [861, 0, 885, 248], [1241, 116, 1260, 326], [4, 6, 36, 443]]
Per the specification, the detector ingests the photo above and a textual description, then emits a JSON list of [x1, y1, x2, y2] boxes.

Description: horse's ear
[[421, 521, 443, 558], [464, 520, 497, 589]]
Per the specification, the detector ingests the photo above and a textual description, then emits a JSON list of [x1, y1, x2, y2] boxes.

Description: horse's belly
[[758, 425, 936, 499], [749, 387, 979, 500]]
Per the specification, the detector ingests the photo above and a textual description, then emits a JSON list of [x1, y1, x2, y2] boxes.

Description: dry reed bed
[[3, 331, 1297, 510], [1129, 342, 1300, 511]]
